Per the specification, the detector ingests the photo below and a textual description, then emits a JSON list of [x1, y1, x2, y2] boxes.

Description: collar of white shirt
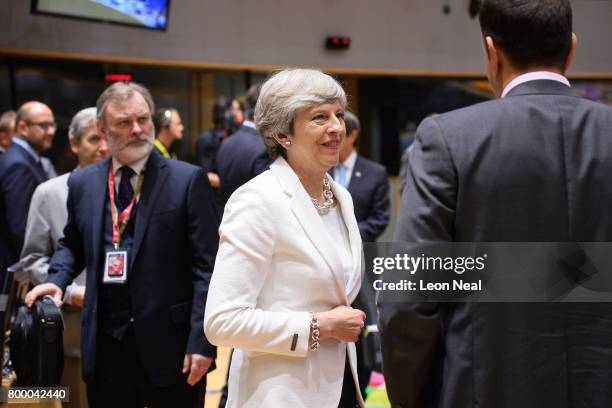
[[342, 149, 357, 172], [242, 120, 256, 129], [501, 71, 570, 98], [334, 149, 358, 182], [112, 153, 149, 189]]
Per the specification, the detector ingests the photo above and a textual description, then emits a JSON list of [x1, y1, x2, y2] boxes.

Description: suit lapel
[[130, 151, 169, 269], [331, 181, 363, 303], [347, 156, 363, 193], [12, 143, 46, 182], [91, 159, 111, 293], [270, 158, 348, 301]]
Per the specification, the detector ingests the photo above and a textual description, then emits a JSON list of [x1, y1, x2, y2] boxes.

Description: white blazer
[[205, 157, 365, 408]]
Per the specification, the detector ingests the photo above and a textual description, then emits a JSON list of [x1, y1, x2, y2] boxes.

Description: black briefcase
[[10, 296, 64, 386]]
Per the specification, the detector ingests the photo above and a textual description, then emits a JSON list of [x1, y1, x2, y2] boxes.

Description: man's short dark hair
[[344, 111, 360, 136], [478, 0, 573, 70], [244, 84, 262, 121]]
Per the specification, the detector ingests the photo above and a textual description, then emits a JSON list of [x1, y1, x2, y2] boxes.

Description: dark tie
[[118, 167, 135, 209]]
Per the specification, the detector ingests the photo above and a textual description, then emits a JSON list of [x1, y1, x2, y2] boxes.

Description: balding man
[[0, 101, 56, 284]]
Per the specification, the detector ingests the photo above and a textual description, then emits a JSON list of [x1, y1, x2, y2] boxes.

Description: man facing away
[[19, 107, 109, 408], [379, 1, 612, 407], [0, 101, 56, 286], [26, 82, 220, 408]]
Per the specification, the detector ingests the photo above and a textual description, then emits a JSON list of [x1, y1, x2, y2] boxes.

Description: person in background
[[0, 101, 56, 286], [0, 110, 16, 155], [334, 111, 390, 398], [335, 111, 390, 243], [25, 82, 219, 408], [216, 84, 270, 209], [153, 108, 184, 159], [205, 68, 366, 408], [19, 107, 109, 408], [197, 96, 232, 190]]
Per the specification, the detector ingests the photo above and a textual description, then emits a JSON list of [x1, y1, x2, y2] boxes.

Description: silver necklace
[[311, 176, 335, 215]]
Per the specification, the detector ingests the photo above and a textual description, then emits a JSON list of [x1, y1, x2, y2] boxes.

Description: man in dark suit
[[335, 111, 390, 242], [0, 102, 55, 284], [335, 111, 390, 397], [216, 84, 270, 207], [26, 82, 219, 408], [379, 1, 612, 407]]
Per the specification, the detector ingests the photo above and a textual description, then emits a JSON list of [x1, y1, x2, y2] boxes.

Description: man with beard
[[26, 82, 219, 408], [0, 101, 56, 286]]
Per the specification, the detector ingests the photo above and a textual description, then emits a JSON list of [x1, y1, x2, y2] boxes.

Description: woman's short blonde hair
[[255, 68, 347, 159]]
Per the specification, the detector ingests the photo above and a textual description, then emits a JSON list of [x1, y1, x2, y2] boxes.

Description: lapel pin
[[355, 171, 362, 177]]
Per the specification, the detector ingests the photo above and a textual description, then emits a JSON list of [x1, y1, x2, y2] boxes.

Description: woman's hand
[[316, 305, 366, 343]]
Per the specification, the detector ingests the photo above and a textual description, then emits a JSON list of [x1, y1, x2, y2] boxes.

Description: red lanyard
[[107, 164, 144, 249]]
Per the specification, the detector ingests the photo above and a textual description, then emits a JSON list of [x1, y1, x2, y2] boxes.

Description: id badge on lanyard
[[103, 164, 144, 285]]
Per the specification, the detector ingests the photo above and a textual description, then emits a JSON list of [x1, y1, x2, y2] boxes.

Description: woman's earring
[[285, 140, 292, 147]]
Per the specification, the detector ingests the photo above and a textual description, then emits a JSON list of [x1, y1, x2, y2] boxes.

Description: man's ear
[[563, 33, 578, 74], [96, 119, 106, 139], [485, 36, 500, 79], [69, 137, 79, 155], [16, 119, 29, 138]]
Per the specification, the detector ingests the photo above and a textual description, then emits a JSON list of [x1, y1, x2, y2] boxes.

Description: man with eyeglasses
[[0, 101, 56, 286]]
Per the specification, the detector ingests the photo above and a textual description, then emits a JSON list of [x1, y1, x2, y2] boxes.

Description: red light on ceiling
[[325, 36, 351, 50], [105, 74, 133, 82]]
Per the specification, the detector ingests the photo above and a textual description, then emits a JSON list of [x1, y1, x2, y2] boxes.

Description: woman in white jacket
[[204, 68, 366, 408]]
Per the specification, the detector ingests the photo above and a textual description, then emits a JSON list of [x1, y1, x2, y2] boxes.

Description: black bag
[[10, 296, 64, 386]]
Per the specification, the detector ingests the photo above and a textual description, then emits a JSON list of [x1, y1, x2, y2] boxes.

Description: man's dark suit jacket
[[381, 80, 612, 408], [0, 142, 47, 282], [216, 125, 270, 206], [46, 151, 219, 387], [347, 155, 390, 242]]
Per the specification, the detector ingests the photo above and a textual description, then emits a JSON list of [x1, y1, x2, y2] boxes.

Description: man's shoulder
[[69, 160, 106, 185], [435, 99, 502, 125], [0, 144, 30, 169], [218, 128, 264, 159], [356, 155, 387, 175], [33, 173, 69, 197], [164, 157, 201, 177]]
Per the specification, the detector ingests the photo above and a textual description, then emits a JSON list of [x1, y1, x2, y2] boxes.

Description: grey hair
[[344, 111, 360, 135], [68, 107, 97, 141], [255, 68, 347, 159], [0, 110, 16, 133], [96, 82, 155, 124]]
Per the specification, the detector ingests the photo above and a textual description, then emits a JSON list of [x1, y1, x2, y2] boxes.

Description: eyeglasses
[[27, 122, 57, 132]]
